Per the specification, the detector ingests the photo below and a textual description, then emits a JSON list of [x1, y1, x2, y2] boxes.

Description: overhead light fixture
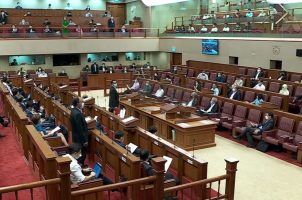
[[141, 0, 189, 7], [267, 0, 302, 3]]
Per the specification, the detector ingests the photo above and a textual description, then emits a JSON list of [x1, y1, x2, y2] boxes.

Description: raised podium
[[160, 104, 195, 119], [126, 92, 142, 105], [85, 116, 97, 130], [120, 116, 139, 129], [83, 96, 95, 106]]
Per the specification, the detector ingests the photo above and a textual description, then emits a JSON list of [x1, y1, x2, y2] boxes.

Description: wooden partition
[[87, 72, 133, 89]]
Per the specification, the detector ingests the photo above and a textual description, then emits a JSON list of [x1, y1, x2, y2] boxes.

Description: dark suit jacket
[[188, 97, 199, 107], [91, 64, 99, 74], [228, 91, 241, 100], [114, 139, 126, 148], [0, 14, 7, 24], [254, 71, 264, 79], [109, 86, 119, 108], [204, 102, 218, 113], [69, 107, 88, 144], [257, 118, 274, 133], [216, 75, 225, 83], [108, 19, 115, 28]]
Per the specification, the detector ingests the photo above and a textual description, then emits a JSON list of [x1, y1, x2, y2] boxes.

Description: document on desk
[[200, 120, 214, 125], [127, 143, 138, 153], [163, 156, 173, 172], [178, 122, 190, 128], [85, 116, 92, 122], [59, 85, 68, 89], [83, 97, 93, 102], [50, 126, 60, 135], [122, 116, 135, 123]]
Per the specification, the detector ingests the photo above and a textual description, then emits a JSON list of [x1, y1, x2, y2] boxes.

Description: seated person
[[277, 71, 287, 81], [231, 76, 243, 89], [140, 149, 180, 185], [250, 94, 264, 106], [31, 114, 68, 146], [236, 112, 274, 148], [200, 24, 208, 33], [211, 84, 220, 96], [69, 19, 76, 26], [10, 25, 18, 33], [122, 66, 128, 73], [125, 79, 140, 93], [227, 87, 241, 100], [19, 18, 29, 26], [246, 9, 254, 18], [188, 24, 195, 33], [107, 67, 114, 74], [185, 92, 199, 107], [24, 11, 32, 16], [222, 23, 230, 32], [197, 71, 208, 80], [58, 70, 67, 76], [243, 22, 252, 32], [216, 72, 225, 82], [90, 25, 98, 32], [199, 97, 218, 116], [211, 23, 218, 33], [233, 23, 241, 32], [234, 9, 241, 18], [154, 85, 164, 98], [279, 84, 289, 95], [82, 65, 90, 72], [171, 66, 178, 74], [194, 81, 202, 92], [251, 67, 264, 87], [43, 19, 51, 26], [257, 9, 266, 17], [27, 25, 36, 33], [148, 126, 157, 135], [64, 143, 113, 185], [0, 10, 8, 25], [43, 25, 52, 33], [142, 81, 152, 96], [85, 10, 93, 18], [114, 131, 141, 156], [253, 80, 266, 91]]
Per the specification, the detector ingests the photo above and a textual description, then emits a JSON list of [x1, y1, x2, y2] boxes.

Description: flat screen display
[[202, 39, 219, 55]]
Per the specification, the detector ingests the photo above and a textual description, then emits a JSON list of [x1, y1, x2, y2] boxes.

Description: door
[[170, 53, 182, 66], [106, 3, 126, 26]]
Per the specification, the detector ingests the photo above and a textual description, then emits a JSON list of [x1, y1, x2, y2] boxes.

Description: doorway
[[106, 3, 126, 26], [170, 53, 182, 66]]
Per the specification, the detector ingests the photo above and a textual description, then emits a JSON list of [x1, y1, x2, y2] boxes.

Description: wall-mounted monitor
[[8, 55, 45, 66], [53, 54, 80, 66], [202, 39, 219, 55]]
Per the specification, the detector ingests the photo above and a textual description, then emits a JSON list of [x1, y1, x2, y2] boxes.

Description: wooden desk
[[120, 99, 217, 151], [87, 73, 133, 89]]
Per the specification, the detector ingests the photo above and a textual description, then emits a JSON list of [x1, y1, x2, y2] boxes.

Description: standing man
[[90, 62, 99, 74], [69, 97, 88, 166], [109, 80, 119, 113], [108, 16, 115, 32]]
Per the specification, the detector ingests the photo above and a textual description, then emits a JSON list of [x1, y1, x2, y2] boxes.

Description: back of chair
[[200, 96, 211, 109], [243, 91, 255, 102], [226, 75, 235, 85], [204, 82, 212, 89], [173, 89, 183, 100], [173, 76, 180, 86], [234, 105, 248, 119], [187, 69, 195, 77], [238, 67, 246, 75], [277, 117, 295, 135], [221, 102, 234, 115], [290, 74, 301, 82], [209, 72, 217, 81], [247, 68, 256, 77], [186, 79, 195, 89], [247, 109, 262, 125], [182, 91, 191, 102], [166, 87, 175, 98], [268, 82, 281, 93], [294, 86, 302, 97], [269, 96, 282, 109]]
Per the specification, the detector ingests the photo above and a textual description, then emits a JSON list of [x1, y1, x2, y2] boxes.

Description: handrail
[[164, 175, 228, 192], [71, 176, 156, 196], [276, 12, 289, 25], [0, 178, 61, 193]]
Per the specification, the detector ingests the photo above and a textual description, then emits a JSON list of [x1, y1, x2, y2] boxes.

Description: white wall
[[0, 0, 106, 10]]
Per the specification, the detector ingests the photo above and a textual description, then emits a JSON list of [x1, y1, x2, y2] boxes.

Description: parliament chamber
[[1, 1, 302, 200]]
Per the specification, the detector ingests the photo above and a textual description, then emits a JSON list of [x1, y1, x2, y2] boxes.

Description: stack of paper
[[163, 156, 173, 172], [122, 116, 135, 123], [50, 126, 61, 135], [127, 143, 138, 153]]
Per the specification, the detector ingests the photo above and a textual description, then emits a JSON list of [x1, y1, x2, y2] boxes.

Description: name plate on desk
[[120, 116, 139, 128]]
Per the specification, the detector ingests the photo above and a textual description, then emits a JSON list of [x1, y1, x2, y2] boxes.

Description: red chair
[[287, 84, 294, 96], [290, 74, 301, 82], [187, 69, 195, 77], [226, 75, 235, 85], [164, 87, 175, 100], [269, 96, 282, 109], [151, 83, 160, 95], [233, 109, 262, 135], [160, 73, 167, 80], [171, 89, 183, 103], [203, 82, 212, 89], [263, 117, 295, 146], [186, 79, 195, 89], [221, 105, 248, 130], [238, 68, 246, 75], [247, 69, 256, 77], [282, 121, 302, 154], [243, 91, 255, 102], [199, 96, 211, 110], [268, 82, 281, 93], [173, 76, 180, 86], [219, 102, 235, 123], [209, 73, 217, 81], [181, 91, 192, 104]]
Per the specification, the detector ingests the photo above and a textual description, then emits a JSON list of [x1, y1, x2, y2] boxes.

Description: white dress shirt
[[229, 92, 236, 99], [212, 88, 219, 96], [187, 99, 194, 107], [211, 27, 218, 32], [130, 82, 140, 91], [206, 103, 215, 113], [197, 73, 208, 80], [64, 154, 85, 184], [253, 84, 266, 91], [155, 89, 164, 97], [223, 27, 230, 32]]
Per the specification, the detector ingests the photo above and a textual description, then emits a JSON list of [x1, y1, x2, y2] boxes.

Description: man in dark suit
[[0, 10, 8, 25], [227, 87, 241, 100], [186, 92, 199, 107], [199, 97, 218, 116], [114, 131, 141, 156], [215, 72, 225, 83], [236, 112, 274, 148], [109, 80, 119, 113], [251, 67, 264, 87], [69, 97, 88, 166], [90, 62, 99, 74], [108, 17, 115, 32]]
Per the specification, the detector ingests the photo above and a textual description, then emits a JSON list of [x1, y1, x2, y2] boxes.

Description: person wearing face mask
[[277, 71, 287, 81], [236, 112, 274, 148], [109, 80, 119, 113], [279, 84, 289, 95], [251, 94, 264, 106], [186, 92, 199, 107], [19, 18, 29, 26], [215, 72, 225, 83], [251, 67, 264, 86], [0, 10, 8, 25], [142, 80, 152, 96], [253, 80, 266, 91], [194, 81, 201, 92], [69, 97, 88, 166], [199, 97, 218, 116], [171, 66, 178, 74], [227, 87, 241, 100]]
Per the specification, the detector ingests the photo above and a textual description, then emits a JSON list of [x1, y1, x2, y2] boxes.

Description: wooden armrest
[[279, 135, 291, 143], [262, 129, 277, 138], [232, 120, 246, 127]]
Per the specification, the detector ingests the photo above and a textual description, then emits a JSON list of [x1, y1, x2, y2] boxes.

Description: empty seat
[[199, 96, 211, 110], [268, 82, 281, 93], [27, 70, 36, 74], [222, 105, 248, 130], [269, 96, 282, 109], [290, 74, 301, 82], [182, 91, 192, 103], [234, 109, 262, 134], [45, 69, 53, 73], [226, 75, 236, 85], [171, 89, 183, 103], [203, 82, 212, 89], [29, 74, 38, 79], [263, 117, 295, 146], [187, 69, 195, 77], [181, 68, 188, 74], [160, 73, 167, 80], [209, 72, 217, 81], [173, 76, 180, 86], [243, 91, 256, 102], [219, 102, 235, 123], [164, 87, 175, 99], [186, 79, 195, 89], [287, 84, 294, 96], [247, 68, 256, 77], [238, 67, 246, 75], [282, 121, 302, 153]]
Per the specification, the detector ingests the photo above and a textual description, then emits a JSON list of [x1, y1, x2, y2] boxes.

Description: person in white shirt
[[154, 85, 164, 98], [200, 25, 208, 33], [257, 9, 266, 17], [211, 84, 220, 96], [231, 76, 244, 89], [186, 92, 198, 107], [121, 24, 127, 33], [211, 23, 218, 33], [65, 3, 73, 10], [279, 84, 289, 95], [126, 79, 140, 92], [253, 80, 266, 91], [85, 10, 93, 17], [197, 71, 209, 80], [188, 24, 195, 33], [69, 19, 76, 26], [64, 143, 96, 184], [222, 23, 230, 32], [19, 18, 29, 26]]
